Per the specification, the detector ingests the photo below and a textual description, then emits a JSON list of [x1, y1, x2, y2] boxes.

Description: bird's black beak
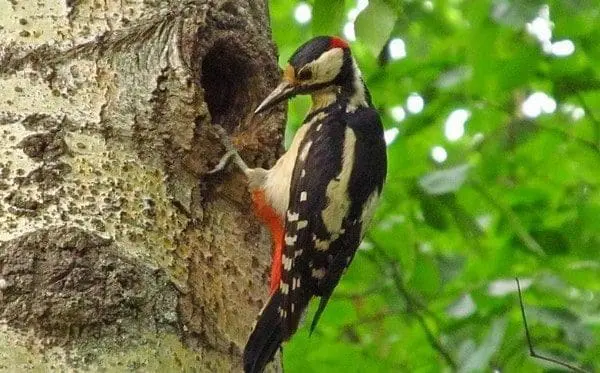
[[254, 79, 299, 115]]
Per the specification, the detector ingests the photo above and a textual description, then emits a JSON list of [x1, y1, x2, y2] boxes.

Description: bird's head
[[255, 36, 368, 114]]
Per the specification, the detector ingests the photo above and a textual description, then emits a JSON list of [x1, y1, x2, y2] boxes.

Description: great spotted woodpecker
[[210, 36, 387, 372]]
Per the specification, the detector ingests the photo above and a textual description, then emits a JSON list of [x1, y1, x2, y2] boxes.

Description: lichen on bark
[[0, 0, 284, 371]]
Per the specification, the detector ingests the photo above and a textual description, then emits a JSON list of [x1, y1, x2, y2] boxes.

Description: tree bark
[[0, 0, 284, 371]]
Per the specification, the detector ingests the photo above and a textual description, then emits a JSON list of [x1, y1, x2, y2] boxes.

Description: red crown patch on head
[[329, 37, 349, 50]]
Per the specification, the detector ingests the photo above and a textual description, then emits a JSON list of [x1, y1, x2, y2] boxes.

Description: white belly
[[261, 112, 326, 217]]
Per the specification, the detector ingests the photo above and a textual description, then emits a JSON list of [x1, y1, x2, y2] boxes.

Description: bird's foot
[[208, 125, 249, 175]]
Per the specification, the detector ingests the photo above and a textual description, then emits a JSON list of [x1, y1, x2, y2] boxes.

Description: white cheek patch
[[310, 48, 344, 84]]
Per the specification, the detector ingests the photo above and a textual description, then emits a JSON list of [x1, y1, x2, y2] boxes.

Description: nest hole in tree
[[201, 41, 254, 131]]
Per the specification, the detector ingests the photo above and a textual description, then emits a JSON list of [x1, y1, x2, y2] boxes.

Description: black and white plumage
[[243, 36, 387, 373]]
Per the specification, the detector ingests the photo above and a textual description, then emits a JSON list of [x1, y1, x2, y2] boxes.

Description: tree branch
[[515, 278, 589, 373]]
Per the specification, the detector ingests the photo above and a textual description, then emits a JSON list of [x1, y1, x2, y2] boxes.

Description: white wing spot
[[301, 169, 306, 178], [285, 234, 298, 246], [287, 211, 299, 221], [291, 303, 295, 313], [282, 255, 293, 271], [297, 220, 308, 230], [280, 281, 289, 295], [289, 277, 301, 291], [300, 191, 307, 201], [312, 268, 326, 279], [294, 249, 303, 258], [316, 123, 323, 131], [315, 239, 329, 251]]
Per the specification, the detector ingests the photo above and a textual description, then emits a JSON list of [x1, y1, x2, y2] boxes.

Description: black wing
[[280, 106, 387, 339], [243, 107, 386, 372]]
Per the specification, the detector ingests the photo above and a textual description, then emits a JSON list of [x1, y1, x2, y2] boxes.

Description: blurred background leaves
[[269, 0, 600, 371]]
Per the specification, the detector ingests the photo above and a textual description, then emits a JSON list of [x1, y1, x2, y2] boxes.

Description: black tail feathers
[[243, 290, 284, 373]]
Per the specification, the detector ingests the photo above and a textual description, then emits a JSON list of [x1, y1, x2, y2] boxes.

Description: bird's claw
[[207, 149, 237, 174], [208, 124, 249, 175]]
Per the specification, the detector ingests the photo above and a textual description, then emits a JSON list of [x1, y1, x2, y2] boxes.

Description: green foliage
[[355, 0, 397, 56], [269, 0, 600, 371], [312, 0, 346, 35]]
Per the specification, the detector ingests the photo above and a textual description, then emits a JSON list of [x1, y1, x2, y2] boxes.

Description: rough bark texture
[[0, 0, 285, 371]]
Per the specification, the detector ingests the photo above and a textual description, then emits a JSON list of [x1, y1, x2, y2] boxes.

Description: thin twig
[[515, 278, 589, 373]]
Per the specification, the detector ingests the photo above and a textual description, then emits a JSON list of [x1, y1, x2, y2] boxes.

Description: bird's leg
[[207, 124, 250, 176]]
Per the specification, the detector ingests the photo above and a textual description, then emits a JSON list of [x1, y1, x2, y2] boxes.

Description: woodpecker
[[210, 36, 387, 373]]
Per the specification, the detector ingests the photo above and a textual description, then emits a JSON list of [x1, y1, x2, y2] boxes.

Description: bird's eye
[[297, 68, 312, 81]]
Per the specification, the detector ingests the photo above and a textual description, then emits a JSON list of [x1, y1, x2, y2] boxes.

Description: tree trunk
[[0, 0, 284, 371]]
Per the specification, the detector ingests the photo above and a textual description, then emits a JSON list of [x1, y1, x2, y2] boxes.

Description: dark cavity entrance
[[201, 41, 252, 130]]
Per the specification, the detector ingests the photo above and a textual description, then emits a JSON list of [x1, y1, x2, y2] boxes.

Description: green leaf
[[312, 0, 346, 36], [459, 317, 508, 372], [418, 193, 449, 230], [527, 306, 594, 348], [490, 0, 546, 28], [419, 164, 471, 195], [355, 0, 397, 56], [409, 252, 441, 297], [442, 194, 484, 240], [437, 254, 466, 284], [530, 229, 569, 255], [371, 220, 417, 279]]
